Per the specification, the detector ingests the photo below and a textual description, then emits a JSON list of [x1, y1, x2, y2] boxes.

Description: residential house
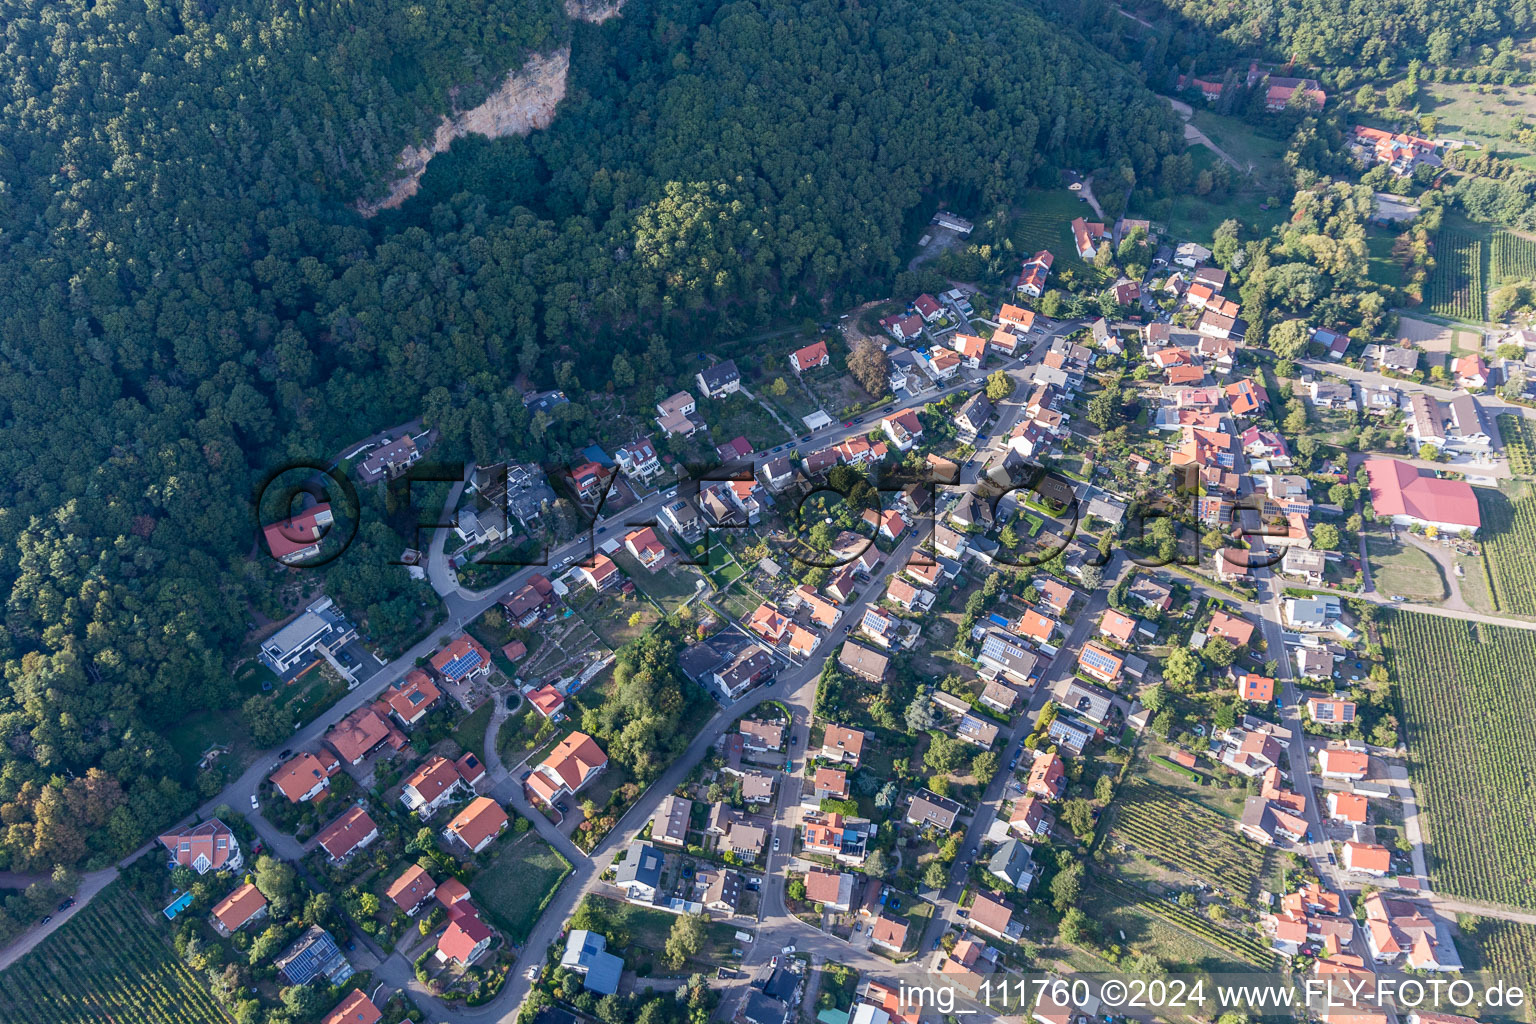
[[1125, 575, 1172, 611], [615, 437, 663, 481], [1016, 251, 1054, 298], [431, 634, 493, 686], [650, 794, 693, 848], [1329, 792, 1369, 825], [838, 641, 890, 684], [1046, 715, 1095, 756], [437, 904, 495, 967], [967, 892, 1019, 942], [276, 926, 353, 986], [880, 312, 926, 342], [526, 731, 608, 808], [660, 497, 705, 543], [262, 503, 334, 564], [881, 410, 924, 451], [979, 679, 1019, 714], [1077, 642, 1123, 684], [869, 915, 909, 954], [906, 791, 962, 831], [444, 797, 509, 854], [987, 839, 1035, 890], [1306, 695, 1357, 727], [813, 767, 850, 801], [322, 991, 382, 1024], [378, 670, 442, 729], [696, 360, 742, 398], [804, 868, 855, 911], [158, 820, 243, 876], [978, 629, 1039, 686], [1015, 607, 1056, 644], [1319, 748, 1370, 781], [325, 707, 405, 767], [1343, 841, 1392, 877], [1009, 796, 1053, 839], [656, 391, 700, 436], [578, 553, 623, 591], [357, 435, 422, 484], [624, 526, 668, 568], [1099, 609, 1138, 644], [211, 883, 268, 937], [1285, 595, 1341, 630], [952, 334, 988, 369], [821, 724, 867, 767], [954, 392, 993, 435], [789, 341, 830, 373], [702, 868, 743, 914], [317, 806, 380, 862], [1363, 893, 1461, 970], [1027, 752, 1067, 800], [1282, 547, 1327, 586], [913, 293, 944, 322], [1236, 672, 1276, 703], [270, 751, 339, 804], [500, 574, 556, 627], [1061, 680, 1114, 723], [1071, 217, 1106, 259], [386, 864, 438, 916], [560, 930, 625, 995], [400, 756, 468, 818]]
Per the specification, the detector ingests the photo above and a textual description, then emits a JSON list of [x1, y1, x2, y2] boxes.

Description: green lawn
[[452, 701, 495, 759], [1366, 227, 1407, 290], [1365, 530, 1447, 602], [577, 895, 746, 972], [470, 831, 573, 944]]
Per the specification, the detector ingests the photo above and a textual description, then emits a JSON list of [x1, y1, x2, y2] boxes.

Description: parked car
[[250, 794, 259, 810], [772, 836, 781, 852], [56, 899, 74, 912]]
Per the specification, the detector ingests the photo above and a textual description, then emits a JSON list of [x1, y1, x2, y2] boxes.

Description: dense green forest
[[0, 0, 1180, 870], [1132, 0, 1536, 69]]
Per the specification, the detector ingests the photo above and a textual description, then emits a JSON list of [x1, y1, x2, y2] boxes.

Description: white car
[[250, 794, 259, 810], [524, 966, 539, 981], [772, 836, 781, 852]]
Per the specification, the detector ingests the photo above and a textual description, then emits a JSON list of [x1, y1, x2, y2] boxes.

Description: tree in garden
[[1268, 319, 1312, 360], [1140, 682, 1167, 713], [1203, 636, 1236, 668], [874, 782, 898, 810], [1059, 907, 1095, 946], [847, 338, 891, 398], [923, 860, 949, 890], [1094, 774, 1114, 802], [787, 878, 806, 902], [905, 690, 939, 733], [664, 914, 708, 968], [986, 370, 1014, 401], [1061, 798, 1095, 840], [1163, 648, 1202, 690], [1312, 523, 1341, 550], [971, 751, 999, 784], [925, 735, 967, 774], [1051, 861, 1083, 912], [863, 849, 889, 879]]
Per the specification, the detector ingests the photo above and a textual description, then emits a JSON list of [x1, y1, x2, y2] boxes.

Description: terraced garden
[[1104, 781, 1268, 898], [1385, 611, 1536, 908], [0, 883, 227, 1024], [1428, 230, 1486, 321]]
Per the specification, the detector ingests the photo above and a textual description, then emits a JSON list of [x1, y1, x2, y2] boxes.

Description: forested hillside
[[0, 0, 1178, 870], [1135, 0, 1535, 68]]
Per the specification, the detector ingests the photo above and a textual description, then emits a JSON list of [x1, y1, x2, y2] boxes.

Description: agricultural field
[[1103, 782, 1267, 898], [1087, 876, 1276, 969], [0, 883, 227, 1024], [1384, 612, 1536, 907], [1475, 489, 1536, 616], [1002, 191, 1109, 286], [1493, 231, 1536, 286], [1458, 918, 1536, 1023], [1500, 415, 1536, 476], [1428, 230, 1486, 321], [1365, 529, 1448, 603]]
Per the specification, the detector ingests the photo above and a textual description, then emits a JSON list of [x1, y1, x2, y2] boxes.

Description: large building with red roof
[[1364, 458, 1480, 533]]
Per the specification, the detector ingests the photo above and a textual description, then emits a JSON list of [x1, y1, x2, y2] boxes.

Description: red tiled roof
[[386, 864, 437, 911], [211, 883, 267, 932], [158, 819, 239, 873], [446, 797, 509, 850], [528, 684, 565, 717], [326, 707, 396, 764], [438, 905, 494, 964], [403, 756, 462, 805], [1365, 458, 1480, 530], [322, 990, 383, 1024], [262, 503, 331, 559], [270, 752, 333, 802], [317, 806, 378, 860], [430, 633, 492, 681]]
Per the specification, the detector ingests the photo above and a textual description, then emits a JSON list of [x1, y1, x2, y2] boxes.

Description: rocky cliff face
[[565, 0, 626, 23], [358, 47, 570, 216]]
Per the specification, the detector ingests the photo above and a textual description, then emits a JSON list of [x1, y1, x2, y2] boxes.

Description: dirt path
[[1401, 533, 1470, 611], [1160, 96, 1247, 173], [1079, 177, 1105, 220], [739, 386, 799, 439], [1428, 894, 1536, 926]]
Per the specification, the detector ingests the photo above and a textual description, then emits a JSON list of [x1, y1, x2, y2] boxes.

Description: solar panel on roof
[[441, 650, 482, 677]]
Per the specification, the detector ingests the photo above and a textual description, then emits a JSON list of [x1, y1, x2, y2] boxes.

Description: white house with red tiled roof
[[789, 340, 830, 373], [159, 819, 242, 875]]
